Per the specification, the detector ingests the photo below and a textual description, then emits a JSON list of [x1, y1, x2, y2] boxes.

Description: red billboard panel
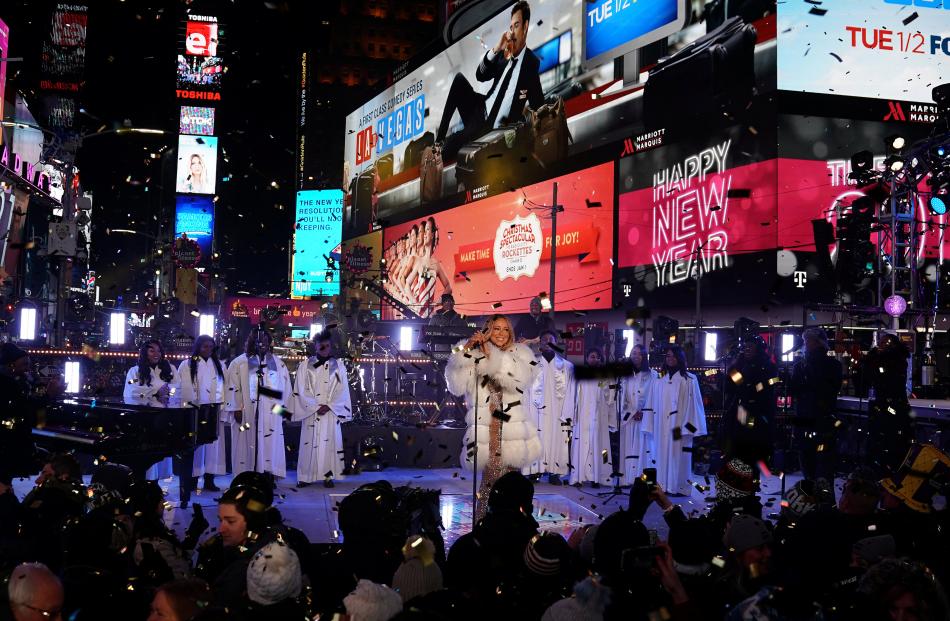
[[380, 162, 614, 318]]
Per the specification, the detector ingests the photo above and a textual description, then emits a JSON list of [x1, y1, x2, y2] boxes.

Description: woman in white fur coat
[[445, 314, 541, 520]]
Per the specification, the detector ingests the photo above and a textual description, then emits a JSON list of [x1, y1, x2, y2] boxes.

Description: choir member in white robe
[[293, 332, 352, 488], [620, 344, 658, 485], [224, 330, 293, 480], [123, 340, 181, 482], [651, 345, 707, 496], [570, 348, 617, 487], [523, 330, 574, 484], [178, 335, 228, 492]]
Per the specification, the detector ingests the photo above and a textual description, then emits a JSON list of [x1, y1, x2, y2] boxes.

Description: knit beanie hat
[[343, 579, 403, 621], [715, 458, 756, 502], [524, 532, 569, 577], [541, 576, 611, 621], [246, 541, 302, 606], [782, 479, 822, 519], [393, 535, 443, 602], [724, 514, 772, 554]]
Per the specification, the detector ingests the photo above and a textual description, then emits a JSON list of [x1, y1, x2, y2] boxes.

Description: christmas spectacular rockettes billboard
[[380, 162, 614, 318]]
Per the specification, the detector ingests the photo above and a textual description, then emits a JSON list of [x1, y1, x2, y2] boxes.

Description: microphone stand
[[472, 354, 481, 527], [598, 374, 628, 503]]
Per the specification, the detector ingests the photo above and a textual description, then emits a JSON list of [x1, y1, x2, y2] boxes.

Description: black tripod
[[598, 377, 628, 504]]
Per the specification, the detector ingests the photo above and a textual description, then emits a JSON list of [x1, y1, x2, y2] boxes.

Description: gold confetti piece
[[704, 369, 718, 376], [755, 382, 764, 392], [729, 370, 743, 384], [768, 377, 780, 385]]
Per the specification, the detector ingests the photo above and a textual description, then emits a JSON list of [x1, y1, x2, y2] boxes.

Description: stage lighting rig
[[849, 150, 877, 186], [886, 135, 906, 155]]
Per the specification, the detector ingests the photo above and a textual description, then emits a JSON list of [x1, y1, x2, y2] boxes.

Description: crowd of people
[[1, 443, 948, 620], [2, 312, 949, 620]]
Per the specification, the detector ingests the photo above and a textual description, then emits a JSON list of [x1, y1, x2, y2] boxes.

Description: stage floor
[[13, 467, 824, 545]]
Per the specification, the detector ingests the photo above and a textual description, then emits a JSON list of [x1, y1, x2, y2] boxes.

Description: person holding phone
[[445, 314, 541, 521]]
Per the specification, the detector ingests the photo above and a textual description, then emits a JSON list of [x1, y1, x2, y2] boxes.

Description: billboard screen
[[179, 106, 215, 135], [0, 18, 8, 137], [345, 1, 584, 170], [185, 19, 219, 56], [175, 195, 215, 267], [583, 0, 685, 67], [380, 162, 613, 318], [778, 0, 950, 104], [176, 135, 218, 194], [293, 190, 344, 298], [176, 55, 224, 89], [342, 231, 383, 311]]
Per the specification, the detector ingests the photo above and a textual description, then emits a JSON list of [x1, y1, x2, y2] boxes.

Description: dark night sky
[[2, 0, 313, 299]]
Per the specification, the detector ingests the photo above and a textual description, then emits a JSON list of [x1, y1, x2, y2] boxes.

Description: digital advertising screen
[[615, 118, 782, 308], [583, 0, 685, 67], [179, 106, 215, 136], [0, 18, 8, 135], [380, 162, 614, 318], [176, 55, 224, 89], [774, 113, 950, 302], [293, 190, 344, 298], [344, 0, 584, 173], [185, 18, 219, 56], [175, 195, 215, 267], [176, 135, 218, 195], [778, 0, 950, 104], [342, 231, 383, 310]]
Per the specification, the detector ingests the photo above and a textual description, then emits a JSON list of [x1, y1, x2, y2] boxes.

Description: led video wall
[[380, 162, 613, 318], [293, 190, 344, 298], [176, 135, 218, 195]]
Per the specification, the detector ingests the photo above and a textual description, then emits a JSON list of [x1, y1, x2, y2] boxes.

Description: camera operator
[[788, 328, 843, 490]]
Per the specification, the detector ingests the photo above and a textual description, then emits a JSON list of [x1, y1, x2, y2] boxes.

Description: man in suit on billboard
[[436, 1, 545, 160]]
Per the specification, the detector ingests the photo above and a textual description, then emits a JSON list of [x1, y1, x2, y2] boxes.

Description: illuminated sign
[[175, 195, 214, 267], [185, 20, 218, 56], [179, 106, 215, 135], [177, 55, 224, 89], [176, 89, 221, 101], [0, 18, 8, 137], [292, 190, 343, 298], [584, 0, 685, 67], [176, 135, 218, 195], [0, 142, 53, 195], [779, 0, 950, 103]]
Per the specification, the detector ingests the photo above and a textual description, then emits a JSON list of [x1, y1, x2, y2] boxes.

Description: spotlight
[[109, 312, 126, 345], [781, 333, 796, 362], [18, 306, 37, 341], [886, 134, 906, 154], [930, 194, 948, 215], [884, 155, 904, 173], [65, 361, 81, 394], [309, 323, 323, 338], [849, 150, 874, 175], [622, 328, 635, 357], [399, 325, 413, 351], [703, 332, 718, 362], [198, 314, 215, 337], [884, 294, 907, 318]]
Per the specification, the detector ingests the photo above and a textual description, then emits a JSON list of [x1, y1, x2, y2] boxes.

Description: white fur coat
[[445, 341, 542, 472]]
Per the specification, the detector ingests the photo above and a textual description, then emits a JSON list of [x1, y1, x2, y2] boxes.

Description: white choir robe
[[177, 357, 229, 477], [523, 354, 575, 477], [620, 369, 658, 485], [225, 353, 293, 478], [123, 364, 181, 480], [650, 371, 708, 495], [293, 357, 352, 483], [569, 378, 616, 485]]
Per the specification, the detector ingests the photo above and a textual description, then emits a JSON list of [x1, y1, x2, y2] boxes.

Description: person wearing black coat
[[861, 333, 912, 475], [788, 328, 843, 486], [723, 336, 778, 467]]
